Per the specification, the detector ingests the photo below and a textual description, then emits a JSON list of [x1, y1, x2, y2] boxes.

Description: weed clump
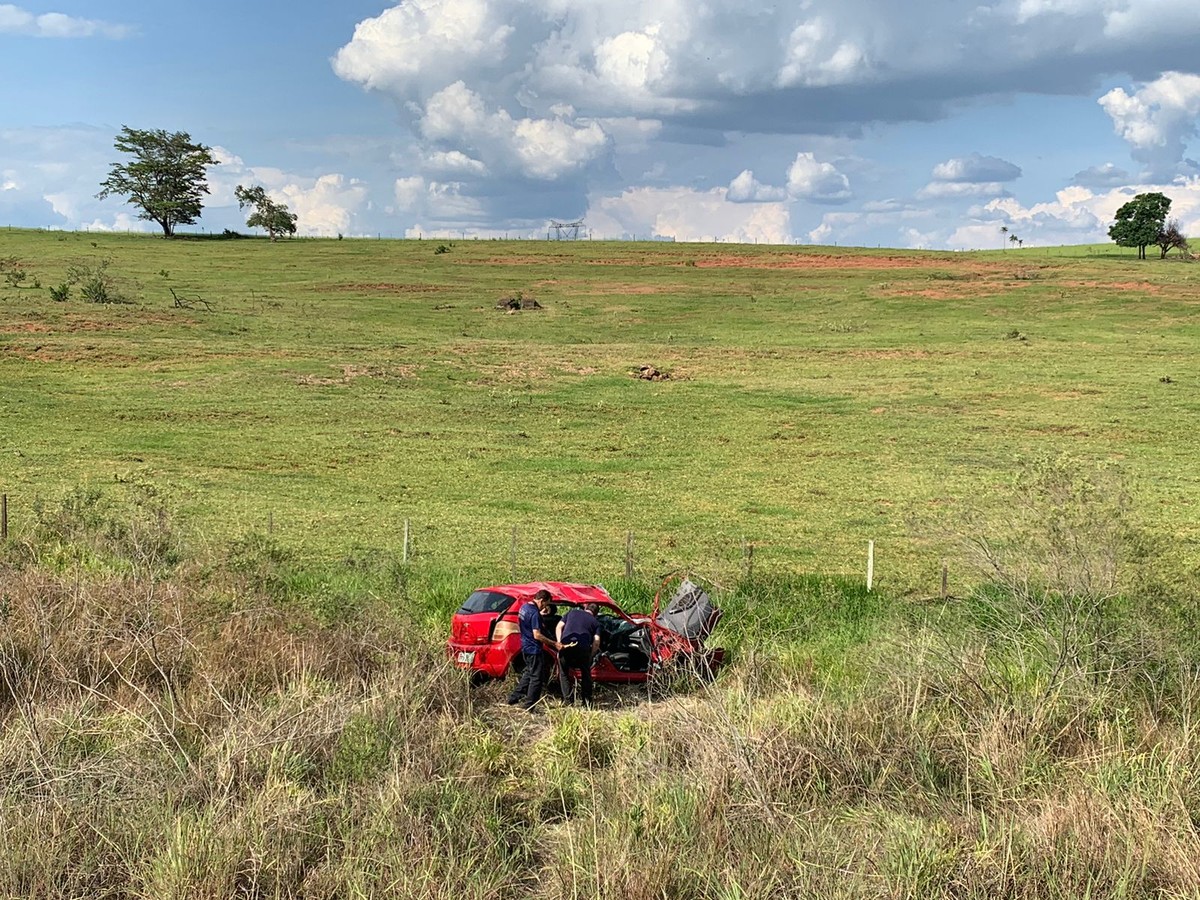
[[64, 257, 128, 304]]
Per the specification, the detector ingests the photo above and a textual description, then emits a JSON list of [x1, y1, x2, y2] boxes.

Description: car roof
[[478, 582, 614, 605]]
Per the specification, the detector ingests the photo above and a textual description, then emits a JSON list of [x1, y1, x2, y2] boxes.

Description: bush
[[65, 258, 127, 305], [48, 283, 70, 302]]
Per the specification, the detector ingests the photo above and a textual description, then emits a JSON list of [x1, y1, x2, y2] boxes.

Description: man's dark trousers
[[508, 651, 549, 707], [558, 645, 593, 704]]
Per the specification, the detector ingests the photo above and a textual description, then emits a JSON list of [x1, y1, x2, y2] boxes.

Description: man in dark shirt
[[506, 589, 561, 711], [556, 602, 601, 706]]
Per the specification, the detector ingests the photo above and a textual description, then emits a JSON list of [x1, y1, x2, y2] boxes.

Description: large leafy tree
[[1108, 192, 1171, 259], [97, 127, 218, 237], [234, 185, 299, 241]]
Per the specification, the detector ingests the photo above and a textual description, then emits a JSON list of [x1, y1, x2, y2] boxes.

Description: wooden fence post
[[867, 540, 875, 592], [1, 494, 7, 542], [510, 526, 518, 581], [625, 531, 634, 579], [743, 538, 754, 579], [941, 561, 949, 600], [403, 519, 411, 564]]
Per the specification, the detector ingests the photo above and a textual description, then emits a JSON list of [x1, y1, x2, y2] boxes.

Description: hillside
[[2, 230, 1197, 590]]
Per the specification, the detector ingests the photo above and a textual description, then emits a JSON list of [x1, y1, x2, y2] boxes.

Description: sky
[[3, 0, 1200, 248]]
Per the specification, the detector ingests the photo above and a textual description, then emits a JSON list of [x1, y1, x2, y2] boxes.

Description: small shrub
[[66, 258, 126, 304], [434, 244, 451, 255], [49, 283, 70, 302], [0, 256, 29, 287]]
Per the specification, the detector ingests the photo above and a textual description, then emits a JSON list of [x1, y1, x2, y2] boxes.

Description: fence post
[[941, 561, 948, 600], [403, 519, 411, 564], [625, 531, 634, 579], [268, 510, 274, 535], [1, 494, 7, 541], [743, 538, 754, 579], [867, 540, 875, 592], [510, 526, 518, 581]]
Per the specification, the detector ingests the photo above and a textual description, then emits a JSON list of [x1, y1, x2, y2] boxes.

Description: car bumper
[[447, 641, 517, 678]]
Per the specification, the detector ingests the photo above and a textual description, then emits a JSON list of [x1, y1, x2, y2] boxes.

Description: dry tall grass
[[2, 480, 1199, 898]]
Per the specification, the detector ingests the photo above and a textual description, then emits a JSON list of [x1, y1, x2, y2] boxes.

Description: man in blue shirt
[[506, 589, 562, 711], [556, 602, 601, 706]]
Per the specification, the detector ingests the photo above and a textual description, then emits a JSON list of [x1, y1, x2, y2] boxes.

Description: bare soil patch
[[324, 283, 448, 294], [692, 254, 951, 271], [568, 283, 667, 295], [295, 364, 417, 386], [1059, 280, 1166, 295]]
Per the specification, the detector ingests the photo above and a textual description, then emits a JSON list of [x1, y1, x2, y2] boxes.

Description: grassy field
[[2, 229, 1199, 593], [4, 230, 1200, 897]]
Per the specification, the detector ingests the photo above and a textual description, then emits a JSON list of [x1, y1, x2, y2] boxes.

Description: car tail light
[[491, 620, 518, 641]]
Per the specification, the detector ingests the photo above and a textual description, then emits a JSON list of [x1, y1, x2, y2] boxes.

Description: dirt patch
[[324, 283, 448, 294], [880, 286, 1000, 300], [691, 253, 953, 271], [568, 283, 666, 296], [1058, 280, 1166, 295], [485, 255, 579, 266], [1040, 388, 1103, 400], [295, 364, 417, 387], [9, 347, 139, 364], [0, 312, 192, 335], [834, 349, 933, 361]]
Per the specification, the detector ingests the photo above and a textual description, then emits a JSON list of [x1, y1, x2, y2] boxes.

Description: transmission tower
[[551, 219, 584, 240]]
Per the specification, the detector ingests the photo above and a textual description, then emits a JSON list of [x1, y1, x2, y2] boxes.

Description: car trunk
[[450, 589, 518, 647]]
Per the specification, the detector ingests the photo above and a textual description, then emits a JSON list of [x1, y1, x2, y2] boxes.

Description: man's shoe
[[505, 695, 522, 705]]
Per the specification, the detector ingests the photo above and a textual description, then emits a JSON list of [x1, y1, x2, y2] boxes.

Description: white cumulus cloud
[[917, 181, 1010, 199], [419, 81, 610, 180], [331, 0, 514, 96], [726, 169, 787, 203], [931, 153, 1022, 183], [0, 4, 131, 38], [1099, 71, 1200, 178], [587, 186, 790, 243], [786, 152, 851, 203], [209, 150, 371, 237]]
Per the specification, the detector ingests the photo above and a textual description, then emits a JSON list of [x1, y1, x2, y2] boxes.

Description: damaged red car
[[447, 578, 724, 685]]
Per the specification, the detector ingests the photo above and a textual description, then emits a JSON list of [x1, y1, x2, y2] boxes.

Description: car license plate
[[456, 651, 475, 665]]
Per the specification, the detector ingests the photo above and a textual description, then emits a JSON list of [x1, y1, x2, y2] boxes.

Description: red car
[[447, 578, 724, 685]]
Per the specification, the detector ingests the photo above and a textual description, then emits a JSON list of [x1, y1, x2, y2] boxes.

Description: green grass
[[2, 229, 1199, 592]]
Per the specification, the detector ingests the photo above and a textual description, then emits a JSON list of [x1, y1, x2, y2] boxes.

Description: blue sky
[[3, 0, 1200, 247]]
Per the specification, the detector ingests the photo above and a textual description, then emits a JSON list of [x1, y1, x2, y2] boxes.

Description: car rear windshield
[[458, 591, 516, 615]]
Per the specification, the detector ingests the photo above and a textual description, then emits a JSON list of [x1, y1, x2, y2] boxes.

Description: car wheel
[[469, 670, 493, 688]]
